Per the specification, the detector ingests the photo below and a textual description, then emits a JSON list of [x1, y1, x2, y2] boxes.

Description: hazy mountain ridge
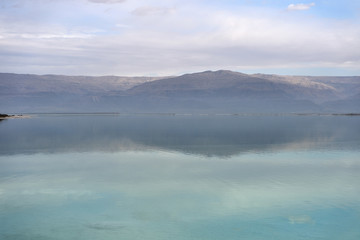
[[129, 70, 288, 97], [128, 70, 339, 101], [0, 73, 166, 95], [1, 71, 359, 113], [251, 74, 339, 103]]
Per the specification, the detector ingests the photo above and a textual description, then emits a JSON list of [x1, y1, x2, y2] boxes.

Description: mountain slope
[[0, 73, 165, 95], [251, 74, 339, 103], [122, 70, 338, 112], [1, 71, 359, 113], [322, 93, 360, 112], [0, 73, 165, 112], [128, 70, 289, 99]]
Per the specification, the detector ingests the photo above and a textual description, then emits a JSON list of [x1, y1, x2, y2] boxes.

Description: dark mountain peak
[[213, 69, 248, 75], [128, 69, 285, 97], [182, 70, 248, 78], [199, 69, 242, 74], [133, 70, 264, 88]]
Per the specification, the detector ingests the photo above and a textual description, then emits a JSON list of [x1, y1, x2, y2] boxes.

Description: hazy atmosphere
[[1, 0, 360, 76]]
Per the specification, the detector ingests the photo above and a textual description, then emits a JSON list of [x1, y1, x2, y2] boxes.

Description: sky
[[0, 0, 360, 76]]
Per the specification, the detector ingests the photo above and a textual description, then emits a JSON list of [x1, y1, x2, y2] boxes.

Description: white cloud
[[19, 33, 93, 39], [115, 23, 131, 28], [88, 0, 126, 4], [0, 1, 359, 76], [131, 6, 176, 16], [287, 3, 315, 11]]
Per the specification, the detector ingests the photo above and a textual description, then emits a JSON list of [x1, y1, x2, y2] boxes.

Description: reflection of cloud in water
[[1, 150, 359, 221], [0, 234, 50, 240], [288, 215, 314, 224]]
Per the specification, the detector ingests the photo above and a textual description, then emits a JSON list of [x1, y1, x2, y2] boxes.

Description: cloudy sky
[[0, 0, 359, 76]]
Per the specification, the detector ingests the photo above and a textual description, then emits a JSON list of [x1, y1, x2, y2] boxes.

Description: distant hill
[[0, 73, 165, 95], [322, 93, 360, 112], [0, 73, 166, 113], [129, 70, 289, 98], [1, 71, 359, 113]]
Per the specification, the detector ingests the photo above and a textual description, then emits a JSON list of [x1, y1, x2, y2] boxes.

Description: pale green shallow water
[[0, 114, 359, 239]]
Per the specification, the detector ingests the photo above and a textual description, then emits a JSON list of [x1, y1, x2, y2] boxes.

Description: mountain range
[[1, 70, 359, 113]]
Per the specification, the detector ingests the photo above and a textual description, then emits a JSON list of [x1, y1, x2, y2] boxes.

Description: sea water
[[0, 114, 359, 239]]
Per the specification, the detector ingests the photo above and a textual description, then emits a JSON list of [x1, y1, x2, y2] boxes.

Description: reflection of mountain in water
[[0, 115, 359, 157]]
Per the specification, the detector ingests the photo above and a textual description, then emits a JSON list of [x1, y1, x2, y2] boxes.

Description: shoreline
[[0, 114, 31, 120], [1, 112, 359, 118]]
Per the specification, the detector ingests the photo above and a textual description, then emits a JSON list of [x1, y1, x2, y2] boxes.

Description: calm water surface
[[0, 114, 359, 239]]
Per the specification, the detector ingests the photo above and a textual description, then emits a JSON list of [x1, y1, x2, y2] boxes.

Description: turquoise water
[[0, 114, 360, 239]]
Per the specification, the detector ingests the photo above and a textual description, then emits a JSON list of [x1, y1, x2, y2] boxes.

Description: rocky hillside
[[1, 71, 359, 113]]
